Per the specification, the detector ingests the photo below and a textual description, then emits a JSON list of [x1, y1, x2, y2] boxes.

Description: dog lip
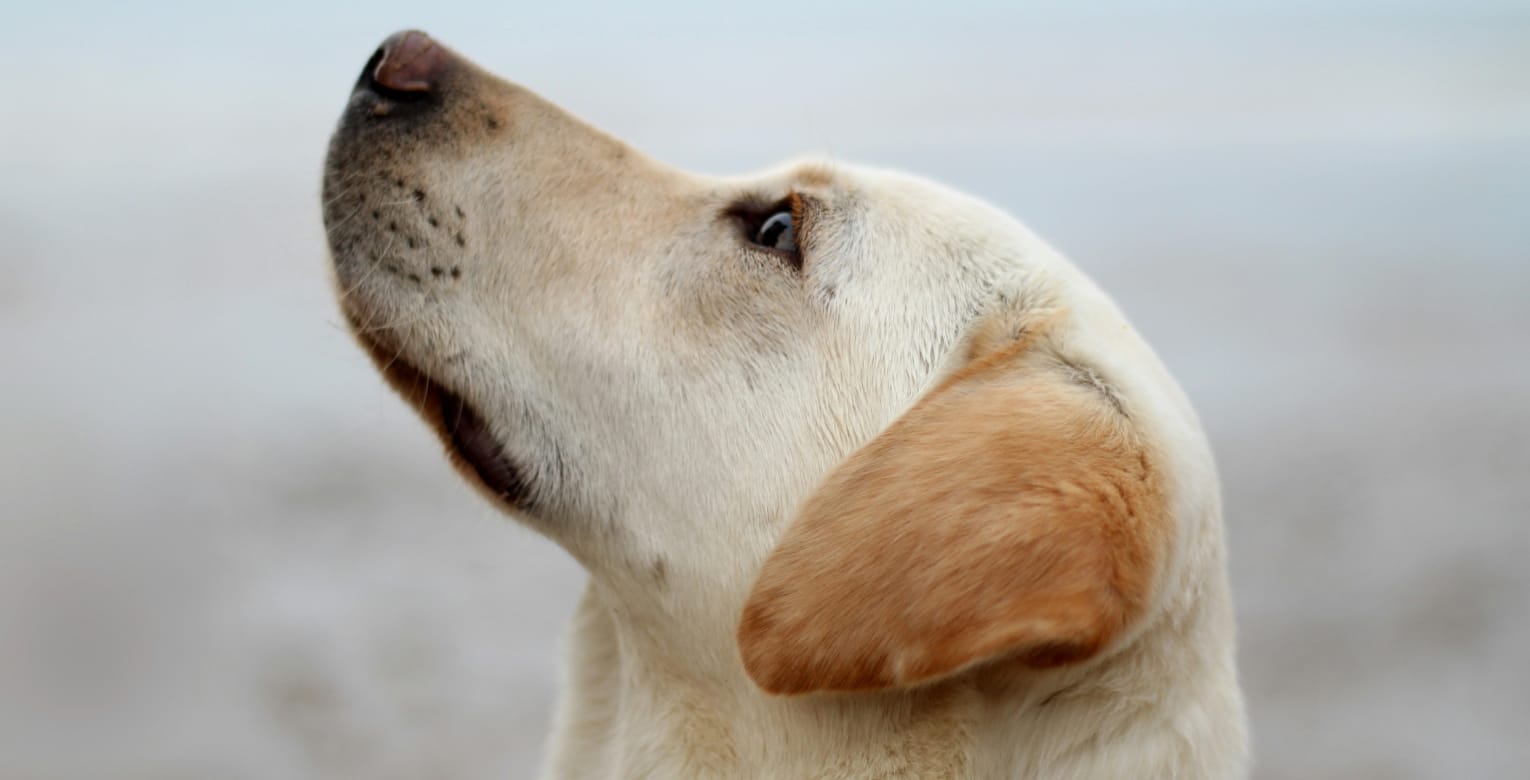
[[347, 328, 531, 507], [438, 390, 531, 505]]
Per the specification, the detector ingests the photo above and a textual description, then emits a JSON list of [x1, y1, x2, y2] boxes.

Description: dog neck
[[541, 556, 1246, 779]]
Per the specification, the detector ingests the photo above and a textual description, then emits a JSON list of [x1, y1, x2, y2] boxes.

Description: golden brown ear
[[737, 327, 1171, 695]]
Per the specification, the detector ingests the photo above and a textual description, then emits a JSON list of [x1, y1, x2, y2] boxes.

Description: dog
[[322, 30, 1248, 779]]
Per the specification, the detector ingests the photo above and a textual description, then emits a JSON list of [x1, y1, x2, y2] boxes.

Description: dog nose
[[364, 30, 447, 95]]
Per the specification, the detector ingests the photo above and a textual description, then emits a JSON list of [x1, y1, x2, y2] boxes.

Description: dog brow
[[792, 163, 836, 188]]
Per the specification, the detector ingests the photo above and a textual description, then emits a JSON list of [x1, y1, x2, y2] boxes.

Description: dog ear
[[737, 321, 1172, 695]]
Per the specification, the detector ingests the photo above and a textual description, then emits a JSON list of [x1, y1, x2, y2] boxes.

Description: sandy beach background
[[2, 2, 1527, 777]]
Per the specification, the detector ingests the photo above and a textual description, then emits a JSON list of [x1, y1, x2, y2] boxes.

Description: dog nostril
[[366, 30, 446, 95]]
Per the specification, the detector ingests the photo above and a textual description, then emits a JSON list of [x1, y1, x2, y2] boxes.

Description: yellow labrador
[[322, 31, 1248, 779]]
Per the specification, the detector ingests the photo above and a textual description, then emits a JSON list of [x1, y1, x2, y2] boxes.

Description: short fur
[[323, 33, 1247, 779], [739, 317, 1174, 695]]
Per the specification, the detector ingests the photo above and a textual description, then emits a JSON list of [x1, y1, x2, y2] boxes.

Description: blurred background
[[2, 1, 1526, 777]]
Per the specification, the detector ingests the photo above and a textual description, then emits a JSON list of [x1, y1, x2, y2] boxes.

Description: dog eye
[[753, 211, 797, 254]]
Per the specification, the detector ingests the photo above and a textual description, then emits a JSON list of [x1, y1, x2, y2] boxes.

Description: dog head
[[323, 32, 1217, 695]]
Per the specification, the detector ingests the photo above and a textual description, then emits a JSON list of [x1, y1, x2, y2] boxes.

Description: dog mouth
[[352, 331, 531, 507], [437, 390, 531, 506]]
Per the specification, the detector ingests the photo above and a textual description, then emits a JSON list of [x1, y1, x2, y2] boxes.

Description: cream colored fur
[[323, 35, 1247, 779]]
